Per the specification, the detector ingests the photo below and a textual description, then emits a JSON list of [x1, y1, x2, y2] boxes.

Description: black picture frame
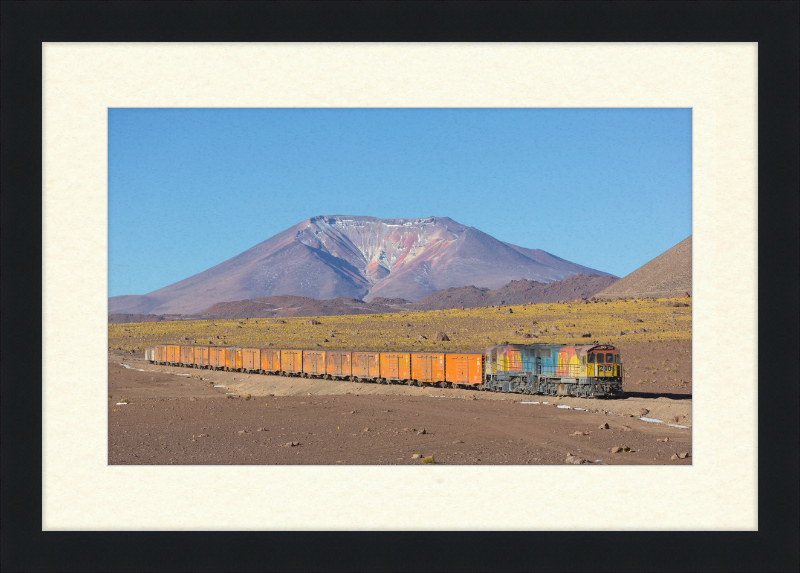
[[2, 2, 797, 572]]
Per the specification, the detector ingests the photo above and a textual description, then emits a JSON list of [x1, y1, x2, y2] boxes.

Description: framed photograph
[[4, 2, 797, 571]]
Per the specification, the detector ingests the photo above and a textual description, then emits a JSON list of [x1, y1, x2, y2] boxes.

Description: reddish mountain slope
[[109, 215, 614, 314], [595, 236, 692, 299]]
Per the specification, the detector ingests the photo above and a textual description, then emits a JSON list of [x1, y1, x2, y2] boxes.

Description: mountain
[[109, 215, 615, 314], [595, 236, 692, 299]]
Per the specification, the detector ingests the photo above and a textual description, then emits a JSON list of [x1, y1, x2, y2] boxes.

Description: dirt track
[[108, 354, 692, 466]]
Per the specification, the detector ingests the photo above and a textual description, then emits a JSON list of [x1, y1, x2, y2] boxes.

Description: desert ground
[[108, 298, 691, 465], [108, 353, 691, 465]]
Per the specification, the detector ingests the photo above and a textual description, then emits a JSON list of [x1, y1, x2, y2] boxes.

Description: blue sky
[[109, 108, 691, 297]]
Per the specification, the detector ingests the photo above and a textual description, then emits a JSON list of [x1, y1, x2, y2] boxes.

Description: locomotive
[[145, 342, 623, 398], [483, 343, 622, 398]]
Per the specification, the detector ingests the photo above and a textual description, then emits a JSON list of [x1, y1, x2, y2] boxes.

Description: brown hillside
[[412, 274, 618, 310], [199, 296, 409, 319], [108, 314, 166, 325], [191, 274, 618, 318], [596, 236, 692, 299]]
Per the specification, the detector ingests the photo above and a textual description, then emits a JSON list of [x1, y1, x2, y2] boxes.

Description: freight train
[[145, 343, 623, 398]]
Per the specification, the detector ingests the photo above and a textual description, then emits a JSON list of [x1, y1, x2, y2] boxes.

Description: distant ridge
[[412, 274, 618, 310], [109, 215, 615, 314], [109, 273, 616, 322], [595, 236, 692, 299]]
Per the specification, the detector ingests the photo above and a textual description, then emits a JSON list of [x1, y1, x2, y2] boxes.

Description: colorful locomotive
[[483, 343, 622, 398], [147, 342, 623, 398]]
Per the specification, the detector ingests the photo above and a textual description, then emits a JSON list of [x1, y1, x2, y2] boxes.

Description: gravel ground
[[109, 357, 692, 466]]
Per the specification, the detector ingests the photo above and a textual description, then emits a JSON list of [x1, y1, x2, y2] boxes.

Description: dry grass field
[[109, 297, 691, 353]]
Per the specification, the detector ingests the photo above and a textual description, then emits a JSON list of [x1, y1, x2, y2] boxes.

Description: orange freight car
[[242, 348, 260, 373], [445, 353, 485, 388], [154, 344, 167, 364], [209, 347, 226, 370], [380, 352, 411, 384], [180, 345, 195, 366], [193, 346, 210, 369], [326, 351, 352, 380], [303, 350, 326, 378], [351, 351, 380, 381], [260, 349, 281, 374], [166, 344, 181, 365], [280, 349, 303, 375], [411, 352, 446, 386], [225, 347, 243, 371]]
